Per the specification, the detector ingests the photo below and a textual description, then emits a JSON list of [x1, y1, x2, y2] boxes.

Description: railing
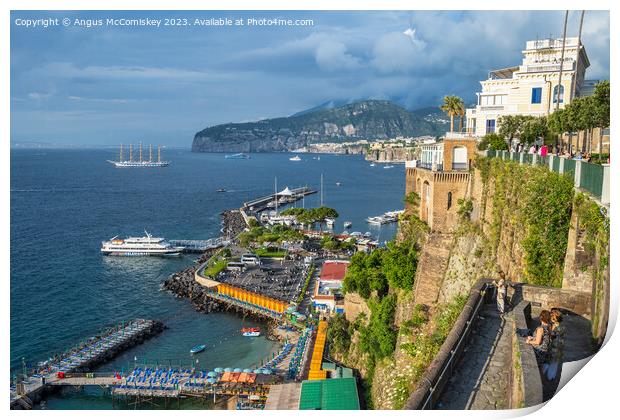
[[482, 151, 610, 205], [451, 162, 469, 171], [404, 279, 493, 410]]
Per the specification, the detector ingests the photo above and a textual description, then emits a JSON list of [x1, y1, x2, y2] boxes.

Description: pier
[[169, 237, 229, 253], [242, 186, 316, 213], [10, 319, 164, 410]]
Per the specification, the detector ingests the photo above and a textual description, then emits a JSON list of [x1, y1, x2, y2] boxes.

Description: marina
[[242, 186, 317, 213], [366, 210, 404, 225]]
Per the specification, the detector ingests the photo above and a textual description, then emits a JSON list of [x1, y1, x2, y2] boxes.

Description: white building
[[465, 37, 591, 137]]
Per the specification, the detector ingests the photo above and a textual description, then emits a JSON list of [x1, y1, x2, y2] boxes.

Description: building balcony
[[480, 105, 504, 111], [408, 160, 470, 172]]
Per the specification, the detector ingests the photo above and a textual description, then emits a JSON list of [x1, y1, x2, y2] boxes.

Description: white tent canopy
[[277, 186, 294, 196]]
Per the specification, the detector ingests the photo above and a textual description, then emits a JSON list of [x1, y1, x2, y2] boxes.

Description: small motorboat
[[190, 344, 207, 354], [383, 165, 394, 169], [370, 163, 376, 167], [216, 188, 226, 193], [242, 327, 261, 337], [289, 155, 301, 161], [336, 182, 341, 186]]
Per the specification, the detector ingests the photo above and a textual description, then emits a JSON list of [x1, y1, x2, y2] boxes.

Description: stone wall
[[406, 168, 470, 232], [521, 284, 592, 317]]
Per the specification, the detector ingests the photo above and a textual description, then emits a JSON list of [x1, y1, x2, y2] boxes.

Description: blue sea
[[10, 149, 405, 409]]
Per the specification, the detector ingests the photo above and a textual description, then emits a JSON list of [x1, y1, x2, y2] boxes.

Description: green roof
[[299, 377, 360, 410]]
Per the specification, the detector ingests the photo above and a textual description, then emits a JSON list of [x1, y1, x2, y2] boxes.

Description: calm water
[[10, 149, 405, 409]]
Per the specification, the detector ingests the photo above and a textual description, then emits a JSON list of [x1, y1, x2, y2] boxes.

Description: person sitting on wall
[[526, 309, 552, 364], [543, 309, 566, 381]]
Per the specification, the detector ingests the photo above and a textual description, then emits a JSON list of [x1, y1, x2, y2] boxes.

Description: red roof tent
[[319, 261, 350, 281]]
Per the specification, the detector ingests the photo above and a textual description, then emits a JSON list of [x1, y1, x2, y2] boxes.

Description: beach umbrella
[[233, 368, 242, 373], [261, 369, 272, 375], [253, 369, 262, 374], [207, 377, 217, 384], [207, 371, 218, 378], [214, 367, 224, 373], [243, 369, 253, 373], [224, 367, 233, 372]]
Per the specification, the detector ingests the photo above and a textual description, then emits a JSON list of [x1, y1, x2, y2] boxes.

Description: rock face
[[192, 100, 448, 153], [365, 146, 417, 162]]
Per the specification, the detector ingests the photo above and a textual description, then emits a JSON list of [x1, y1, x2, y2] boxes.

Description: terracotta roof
[[319, 261, 349, 281]]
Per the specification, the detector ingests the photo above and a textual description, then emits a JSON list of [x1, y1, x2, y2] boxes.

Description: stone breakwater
[[162, 250, 224, 314]]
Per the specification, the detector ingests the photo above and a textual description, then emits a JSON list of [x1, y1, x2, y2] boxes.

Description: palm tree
[[440, 95, 465, 133]]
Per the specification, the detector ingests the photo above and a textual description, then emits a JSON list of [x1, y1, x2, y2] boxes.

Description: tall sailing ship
[[108, 143, 170, 167]]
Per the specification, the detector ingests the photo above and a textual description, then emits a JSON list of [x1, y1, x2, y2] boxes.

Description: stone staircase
[[413, 234, 453, 306]]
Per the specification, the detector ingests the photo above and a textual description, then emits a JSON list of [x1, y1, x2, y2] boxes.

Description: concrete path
[[436, 304, 511, 410]]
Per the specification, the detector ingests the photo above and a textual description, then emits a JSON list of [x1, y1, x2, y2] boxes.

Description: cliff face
[[191, 100, 447, 152], [365, 147, 417, 162]]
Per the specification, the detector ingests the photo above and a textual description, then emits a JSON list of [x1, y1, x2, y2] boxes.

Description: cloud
[[10, 10, 610, 146], [314, 40, 361, 71], [31, 62, 213, 82], [371, 30, 426, 73]]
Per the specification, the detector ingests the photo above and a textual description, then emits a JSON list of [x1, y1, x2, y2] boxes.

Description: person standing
[[493, 271, 508, 316]]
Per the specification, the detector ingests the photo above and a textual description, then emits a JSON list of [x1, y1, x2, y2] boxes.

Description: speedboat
[[242, 327, 261, 337], [370, 163, 376, 167], [289, 155, 301, 161], [216, 188, 226, 193], [383, 165, 394, 169], [190, 344, 207, 354], [336, 182, 341, 186]]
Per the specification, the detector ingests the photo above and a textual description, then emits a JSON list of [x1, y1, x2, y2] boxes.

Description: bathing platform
[[10, 319, 164, 410]]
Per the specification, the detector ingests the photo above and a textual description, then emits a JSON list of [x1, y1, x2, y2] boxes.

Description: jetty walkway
[[242, 187, 316, 213], [10, 319, 163, 409], [169, 237, 229, 253]]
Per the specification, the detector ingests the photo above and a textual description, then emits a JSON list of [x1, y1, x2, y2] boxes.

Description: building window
[[486, 119, 496, 134], [447, 192, 452, 210], [531, 87, 542, 104], [553, 85, 564, 103]]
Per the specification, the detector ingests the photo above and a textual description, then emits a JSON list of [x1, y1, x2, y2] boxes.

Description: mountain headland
[[191, 100, 448, 153]]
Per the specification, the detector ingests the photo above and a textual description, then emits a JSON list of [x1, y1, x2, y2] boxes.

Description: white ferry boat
[[108, 143, 169, 167], [101, 231, 184, 256]]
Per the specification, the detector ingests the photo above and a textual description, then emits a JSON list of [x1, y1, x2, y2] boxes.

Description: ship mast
[[158, 145, 161, 163], [139, 142, 143, 162], [320, 173, 324, 207], [129, 144, 133, 162], [275, 177, 278, 214], [120, 144, 124, 162], [149, 144, 153, 162]]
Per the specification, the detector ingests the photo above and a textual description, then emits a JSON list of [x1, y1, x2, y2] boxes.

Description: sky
[[10, 10, 610, 147]]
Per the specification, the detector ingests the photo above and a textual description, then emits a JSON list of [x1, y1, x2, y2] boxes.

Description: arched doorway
[[452, 146, 467, 170]]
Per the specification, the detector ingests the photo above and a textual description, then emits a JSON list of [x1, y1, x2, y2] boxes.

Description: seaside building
[[312, 260, 349, 313], [465, 37, 591, 137], [405, 135, 477, 232]]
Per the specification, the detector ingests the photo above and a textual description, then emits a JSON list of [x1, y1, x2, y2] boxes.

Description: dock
[[10, 319, 164, 410], [242, 187, 316, 213], [169, 237, 229, 253]]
